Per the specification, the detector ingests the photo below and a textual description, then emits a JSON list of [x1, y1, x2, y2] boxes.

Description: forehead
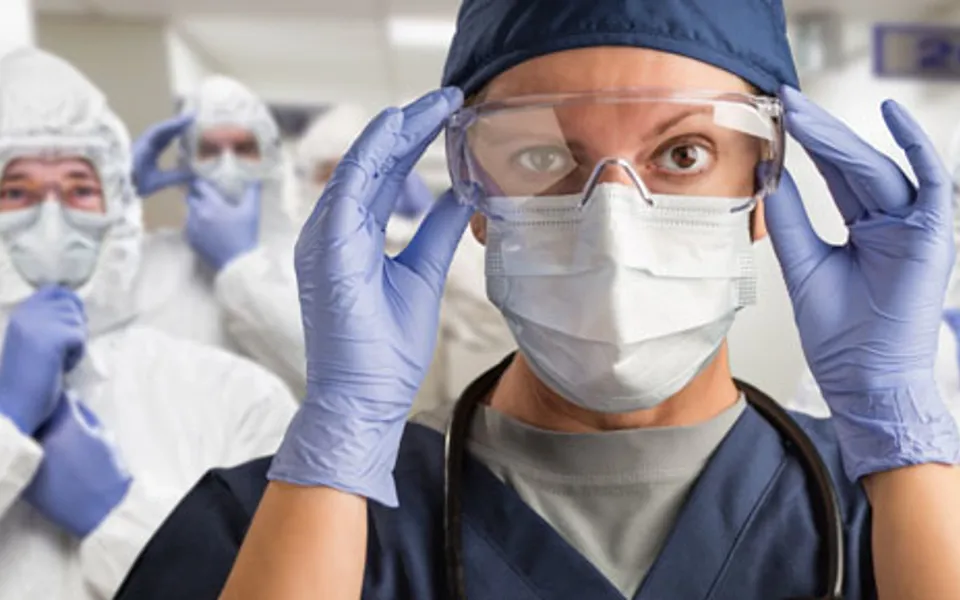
[[483, 47, 754, 101], [3, 157, 99, 179], [198, 125, 257, 144]]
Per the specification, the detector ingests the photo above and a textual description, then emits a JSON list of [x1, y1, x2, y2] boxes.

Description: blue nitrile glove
[[267, 87, 471, 507], [766, 86, 960, 481], [0, 286, 86, 435], [131, 114, 194, 197], [945, 309, 960, 373], [24, 392, 132, 538], [185, 179, 261, 272], [395, 171, 435, 219]]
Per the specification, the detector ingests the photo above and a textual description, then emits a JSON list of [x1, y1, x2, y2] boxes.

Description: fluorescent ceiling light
[[388, 17, 456, 48]]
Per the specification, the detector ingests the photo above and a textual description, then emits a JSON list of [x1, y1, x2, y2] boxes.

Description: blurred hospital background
[[3, 0, 960, 403]]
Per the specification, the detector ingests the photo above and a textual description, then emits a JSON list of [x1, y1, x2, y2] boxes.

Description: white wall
[[0, 0, 34, 57], [165, 28, 216, 99], [728, 7, 960, 402]]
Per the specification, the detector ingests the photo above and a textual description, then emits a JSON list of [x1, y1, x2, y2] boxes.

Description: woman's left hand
[[765, 87, 960, 481]]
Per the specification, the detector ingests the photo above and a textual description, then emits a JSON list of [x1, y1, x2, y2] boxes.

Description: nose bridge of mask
[[37, 196, 65, 240], [488, 184, 754, 281], [205, 150, 252, 200], [4, 199, 68, 287]]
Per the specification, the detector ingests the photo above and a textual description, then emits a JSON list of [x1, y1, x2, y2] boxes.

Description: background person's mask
[[485, 183, 757, 413], [0, 198, 110, 289], [202, 151, 256, 202]]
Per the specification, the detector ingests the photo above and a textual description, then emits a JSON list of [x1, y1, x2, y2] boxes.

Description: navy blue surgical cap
[[442, 0, 799, 97]]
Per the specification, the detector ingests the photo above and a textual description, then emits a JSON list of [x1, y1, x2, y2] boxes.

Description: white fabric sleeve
[[218, 362, 299, 467], [213, 248, 307, 400], [0, 414, 42, 519], [79, 477, 184, 599], [786, 367, 831, 419]]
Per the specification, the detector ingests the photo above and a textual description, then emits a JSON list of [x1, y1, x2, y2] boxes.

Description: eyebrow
[[1, 173, 27, 182], [645, 106, 713, 138], [471, 105, 716, 155], [64, 169, 97, 180]]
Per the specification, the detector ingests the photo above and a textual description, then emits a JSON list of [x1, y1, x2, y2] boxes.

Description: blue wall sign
[[874, 24, 960, 80]]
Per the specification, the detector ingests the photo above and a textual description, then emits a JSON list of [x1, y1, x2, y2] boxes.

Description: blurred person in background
[[133, 86, 447, 403], [0, 48, 297, 600], [130, 74, 309, 396]]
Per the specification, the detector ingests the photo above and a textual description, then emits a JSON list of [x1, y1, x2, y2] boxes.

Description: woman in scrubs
[[117, 0, 960, 598]]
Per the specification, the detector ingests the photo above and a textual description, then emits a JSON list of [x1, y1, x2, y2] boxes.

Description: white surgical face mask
[[485, 183, 757, 413], [197, 151, 258, 202], [0, 198, 110, 289]]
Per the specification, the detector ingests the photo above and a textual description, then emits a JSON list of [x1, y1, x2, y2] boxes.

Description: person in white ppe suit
[[0, 48, 297, 600], [296, 106, 517, 410], [130, 75, 308, 396]]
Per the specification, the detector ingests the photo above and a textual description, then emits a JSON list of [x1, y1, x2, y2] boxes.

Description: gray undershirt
[[414, 396, 746, 598]]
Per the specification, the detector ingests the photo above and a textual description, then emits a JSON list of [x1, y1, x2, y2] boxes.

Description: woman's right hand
[[267, 87, 472, 507]]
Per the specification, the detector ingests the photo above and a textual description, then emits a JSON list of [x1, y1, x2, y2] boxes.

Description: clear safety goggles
[[0, 136, 120, 229], [185, 121, 274, 179], [445, 88, 784, 219]]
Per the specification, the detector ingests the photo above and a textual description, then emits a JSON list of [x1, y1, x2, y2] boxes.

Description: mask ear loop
[[580, 157, 655, 208]]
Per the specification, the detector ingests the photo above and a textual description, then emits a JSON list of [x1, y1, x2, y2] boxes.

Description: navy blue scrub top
[[115, 374, 876, 600]]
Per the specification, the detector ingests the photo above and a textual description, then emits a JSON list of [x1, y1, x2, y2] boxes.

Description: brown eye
[[0, 185, 37, 210], [656, 143, 712, 174], [197, 141, 221, 160], [234, 141, 261, 159]]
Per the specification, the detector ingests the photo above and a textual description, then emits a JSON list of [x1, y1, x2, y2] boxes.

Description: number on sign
[[918, 37, 957, 70]]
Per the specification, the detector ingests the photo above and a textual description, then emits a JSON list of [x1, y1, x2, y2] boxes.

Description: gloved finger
[[195, 178, 230, 203], [61, 327, 86, 373], [50, 305, 87, 328], [142, 168, 194, 194], [72, 396, 103, 431], [187, 179, 228, 214], [781, 87, 914, 218], [764, 170, 829, 291], [395, 189, 473, 292], [44, 286, 86, 321], [881, 100, 952, 218], [35, 393, 72, 440], [369, 88, 462, 227], [136, 114, 194, 158], [322, 109, 405, 218]]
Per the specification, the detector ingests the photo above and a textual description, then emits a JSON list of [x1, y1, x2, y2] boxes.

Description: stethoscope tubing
[[443, 358, 845, 600]]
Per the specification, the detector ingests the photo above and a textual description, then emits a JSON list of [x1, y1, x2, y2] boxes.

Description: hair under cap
[[442, 0, 800, 97]]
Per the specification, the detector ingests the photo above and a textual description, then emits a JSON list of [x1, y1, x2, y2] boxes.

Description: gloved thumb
[[71, 394, 104, 433], [141, 168, 194, 196], [395, 189, 472, 292], [764, 170, 828, 291]]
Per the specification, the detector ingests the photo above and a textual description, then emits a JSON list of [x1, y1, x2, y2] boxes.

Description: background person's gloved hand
[[24, 392, 132, 538], [131, 114, 194, 197], [766, 86, 959, 481], [185, 179, 260, 272], [0, 286, 86, 435], [267, 87, 471, 507]]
